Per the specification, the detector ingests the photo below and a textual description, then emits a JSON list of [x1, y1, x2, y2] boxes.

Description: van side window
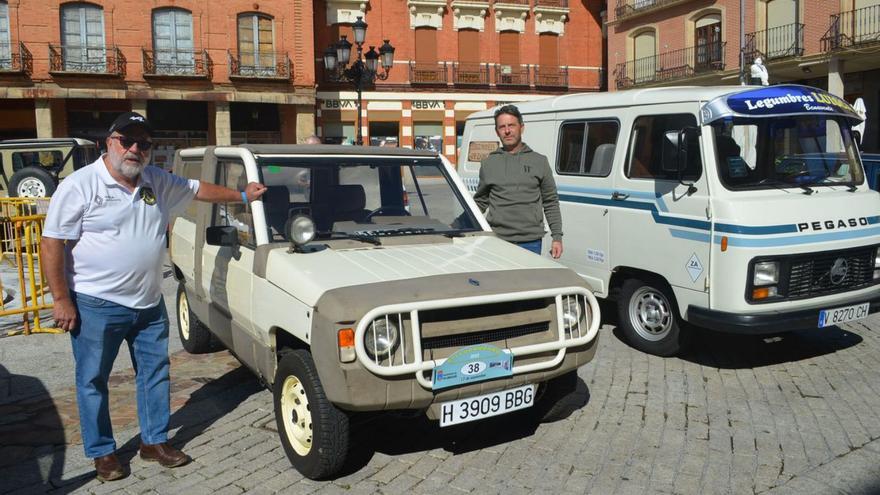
[[627, 114, 701, 181], [212, 160, 255, 248], [556, 120, 619, 176]]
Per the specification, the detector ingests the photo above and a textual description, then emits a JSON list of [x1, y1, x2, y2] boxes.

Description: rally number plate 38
[[439, 384, 535, 427]]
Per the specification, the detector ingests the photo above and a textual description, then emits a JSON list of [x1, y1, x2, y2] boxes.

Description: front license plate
[[818, 302, 870, 328], [439, 384, 535, 427]]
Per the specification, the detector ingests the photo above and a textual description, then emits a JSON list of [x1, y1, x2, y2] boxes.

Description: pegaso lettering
[[797, 217, 869, 232]]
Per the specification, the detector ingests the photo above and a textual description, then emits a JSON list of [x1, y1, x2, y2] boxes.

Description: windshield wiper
[[319, 231, 381, 245], [755, 177, 814, 195]]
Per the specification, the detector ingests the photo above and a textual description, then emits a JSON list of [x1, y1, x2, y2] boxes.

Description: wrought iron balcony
[[49, 44, 126, 76], [143, 48, 212, 79], [822, 4, 880, 51], [615, 42, 726, 89], [0, 42, 33, 75], [228, 50, 291, 80], [614, 0, 685, 21], [494, 64, 530, 86], [495, 0, 530, 5], [409, 62, 449, 85], [534, 65, 568, 88], [452, 63, 489, 85], [745, 23, 804, 62], [535, 0, 568, 7]]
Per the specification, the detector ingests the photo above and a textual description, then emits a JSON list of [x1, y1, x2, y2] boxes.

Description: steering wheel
[[364, 205, 411, 221]]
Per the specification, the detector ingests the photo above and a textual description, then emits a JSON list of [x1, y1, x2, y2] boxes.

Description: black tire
[[531, 370, 580, 423], [9, 167, 57, 197], [274, 350, 349, 480], [617, 278, 688, 357], [176, 283, 214, 354]]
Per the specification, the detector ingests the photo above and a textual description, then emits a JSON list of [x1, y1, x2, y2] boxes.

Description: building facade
[[314, 0, 606, 164], [0, 0, 316, 167], [607, 0, 880, 152]]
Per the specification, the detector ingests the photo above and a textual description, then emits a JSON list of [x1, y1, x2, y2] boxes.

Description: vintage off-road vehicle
[[0, 138, 99, 197], [169, 145, 600, 479]]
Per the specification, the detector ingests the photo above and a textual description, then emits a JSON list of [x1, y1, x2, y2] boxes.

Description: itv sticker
[[432, 344, 512, 390], [686, 253, 704, 282]]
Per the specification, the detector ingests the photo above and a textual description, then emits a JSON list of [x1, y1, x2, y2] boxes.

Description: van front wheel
[[618, 278, 686, 357]]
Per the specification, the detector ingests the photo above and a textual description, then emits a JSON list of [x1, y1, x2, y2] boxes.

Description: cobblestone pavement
[[2, 308, 880, 494]]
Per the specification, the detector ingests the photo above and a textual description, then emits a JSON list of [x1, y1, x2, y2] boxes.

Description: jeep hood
[[263, 235, 569, 307]]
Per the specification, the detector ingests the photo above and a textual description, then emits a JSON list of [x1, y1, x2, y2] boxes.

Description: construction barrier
[[0, 197, 61, 335]]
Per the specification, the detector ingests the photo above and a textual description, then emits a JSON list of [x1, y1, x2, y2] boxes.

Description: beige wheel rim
[[178, 292, 191, 341], [280, 375, 313, 456]]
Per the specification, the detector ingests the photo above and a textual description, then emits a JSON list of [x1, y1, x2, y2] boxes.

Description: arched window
[[0, 1, 11, 69], [694, 14, 721, 71], [632, 30, 655, 83], [237, 13, 275, 76], [152, 8, 194, 73], [60, 2, 106, 72]]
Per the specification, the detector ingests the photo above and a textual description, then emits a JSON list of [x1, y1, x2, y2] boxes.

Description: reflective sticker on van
[[686, 253, 704, 282]]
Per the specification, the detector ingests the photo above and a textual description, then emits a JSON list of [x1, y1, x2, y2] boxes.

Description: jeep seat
[[262, 185, 291, 240], [331, 184, 369, 223]]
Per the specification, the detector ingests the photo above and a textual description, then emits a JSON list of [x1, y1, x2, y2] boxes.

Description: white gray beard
[[112, 157, 146, 179]]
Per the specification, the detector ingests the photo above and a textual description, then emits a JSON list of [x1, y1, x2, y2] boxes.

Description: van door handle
[[611, 191, 629, 201]]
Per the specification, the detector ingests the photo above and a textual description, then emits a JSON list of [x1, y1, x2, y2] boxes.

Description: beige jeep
[[0, 138, 99, 197]]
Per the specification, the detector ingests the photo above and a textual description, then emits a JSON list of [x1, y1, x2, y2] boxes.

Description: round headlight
[[364, 318, 400, 359], [561, 297, 583, 331], [286, 215, 315, 245]]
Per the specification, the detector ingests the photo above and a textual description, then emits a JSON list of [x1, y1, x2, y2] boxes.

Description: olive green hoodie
[[473, 144, 563, 243]]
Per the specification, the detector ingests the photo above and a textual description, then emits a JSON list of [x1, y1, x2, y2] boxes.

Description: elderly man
[[41, 112, 266, 482]]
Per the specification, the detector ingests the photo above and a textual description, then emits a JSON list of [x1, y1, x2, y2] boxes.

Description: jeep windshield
[[255, 156, 481, 242], [712, 115, 864, 191]]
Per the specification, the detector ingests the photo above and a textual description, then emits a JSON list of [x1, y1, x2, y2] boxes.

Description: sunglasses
[[109, 135, 153, 151]]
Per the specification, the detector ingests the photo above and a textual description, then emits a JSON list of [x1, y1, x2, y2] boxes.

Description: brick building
[[314, 0, 606, 164], [607, 0, 880, 152], [0, 0, 316, 167]]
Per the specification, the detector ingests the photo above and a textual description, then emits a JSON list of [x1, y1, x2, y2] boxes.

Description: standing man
[[474, 104, 564, 258], [41, 112, 267, 482]]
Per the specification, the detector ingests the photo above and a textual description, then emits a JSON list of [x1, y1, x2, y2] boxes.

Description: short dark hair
[[494, 104, 523, 125]]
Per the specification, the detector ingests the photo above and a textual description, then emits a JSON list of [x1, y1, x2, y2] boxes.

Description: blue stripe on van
[[670, 229, 712, 243], [716, 226, 880, 247]]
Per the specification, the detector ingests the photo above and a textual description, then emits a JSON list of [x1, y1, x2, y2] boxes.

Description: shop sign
[[412, 100, 445, 110], [321, 99, 358, 110]]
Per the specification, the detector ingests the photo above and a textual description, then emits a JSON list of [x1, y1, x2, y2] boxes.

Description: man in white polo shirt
[[41, 112, 266, 482]]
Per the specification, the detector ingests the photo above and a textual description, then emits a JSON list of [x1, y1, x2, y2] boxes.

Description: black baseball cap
[[108, 111, 153, 136]]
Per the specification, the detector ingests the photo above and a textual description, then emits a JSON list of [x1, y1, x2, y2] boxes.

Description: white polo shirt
[[43, 157, 200, 309]]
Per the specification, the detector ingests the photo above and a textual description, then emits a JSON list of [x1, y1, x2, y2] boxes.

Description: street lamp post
[[323, 17, 395, 146]]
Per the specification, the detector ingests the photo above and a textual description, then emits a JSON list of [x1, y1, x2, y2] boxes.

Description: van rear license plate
[[439, 384, 535, 427], [818, 302, 870, 328]]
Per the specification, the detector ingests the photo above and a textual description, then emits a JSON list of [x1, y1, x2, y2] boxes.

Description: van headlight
[[364, 318, 399, 359], [753, 261, 779, 286], [561, 296, 583, 332]]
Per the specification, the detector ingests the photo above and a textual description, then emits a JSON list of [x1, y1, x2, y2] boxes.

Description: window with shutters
[[60, 3, 106, 72], [0, 1, 10, 69], [631, 30, 655, 84], [455, 30, 485, 84], [152, 8, 194, 74], [498, 31, 526, 85], [694, 14, 722, 71], [537, 33, 562, 86], [238, 13, 275, 76], [412, 28, 442, 83]]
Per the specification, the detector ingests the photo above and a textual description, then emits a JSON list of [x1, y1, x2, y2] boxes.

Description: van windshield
[[712, 115, 863, 190], [255, 156, 481, 242]]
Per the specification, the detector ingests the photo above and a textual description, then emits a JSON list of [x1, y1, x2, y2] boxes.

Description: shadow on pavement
[[0, 364, 92, 494], [339, 376, 590, 477], [114, 365, 262, 465]]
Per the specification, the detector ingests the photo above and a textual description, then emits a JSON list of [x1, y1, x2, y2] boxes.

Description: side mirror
[[206, 225, 238, 246]]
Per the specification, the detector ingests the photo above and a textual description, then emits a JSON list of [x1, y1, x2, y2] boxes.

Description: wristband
[[241, 191, 248, 203]]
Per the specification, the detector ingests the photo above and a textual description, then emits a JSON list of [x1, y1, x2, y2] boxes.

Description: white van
[[459, 85, 880, 356]]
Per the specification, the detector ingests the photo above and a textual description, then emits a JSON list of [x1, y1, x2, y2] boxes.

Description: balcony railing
[[452, 63, 490, 85], [495, 0, 530, 5], [409, 62, 449, 85], [49, 44, 126, 76], [143, 48, 212, 78], [534, 65, 568, 88], [494, 64, 530, 86], [614, 0, 680, 21], [822, 4, 880, 51], [535, 0, 568, 7], [228, 50, 291, 80], [615, 42, 726, 89], [745, 23, 804, 62], [0, 42, 33, 75]]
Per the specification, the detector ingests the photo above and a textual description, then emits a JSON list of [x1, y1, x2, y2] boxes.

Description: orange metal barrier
[[0, 197, 61, 335]]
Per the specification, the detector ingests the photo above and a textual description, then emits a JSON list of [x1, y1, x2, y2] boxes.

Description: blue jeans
[[69, 292, 170, 458], [513, 239, 543, 255]]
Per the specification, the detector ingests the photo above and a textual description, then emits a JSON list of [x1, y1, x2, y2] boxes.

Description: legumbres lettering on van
[[458, 84, 880, 357]]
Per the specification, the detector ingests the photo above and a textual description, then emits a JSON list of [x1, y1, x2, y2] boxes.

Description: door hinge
[[704, 277, 710, 291]]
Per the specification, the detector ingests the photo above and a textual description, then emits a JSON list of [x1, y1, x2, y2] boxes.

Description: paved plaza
[[1, 266, 879, 494]]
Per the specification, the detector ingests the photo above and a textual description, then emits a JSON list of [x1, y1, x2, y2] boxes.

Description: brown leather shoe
[[139, 442, 191, 468], [94, 454, 126, 482]]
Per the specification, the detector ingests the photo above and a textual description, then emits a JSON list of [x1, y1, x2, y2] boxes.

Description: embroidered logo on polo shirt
[[94, 195, 121, 207], [140, 187, 157, 206]]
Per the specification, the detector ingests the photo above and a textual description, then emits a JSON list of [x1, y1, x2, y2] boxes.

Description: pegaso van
[[460, 85, 880, 356]]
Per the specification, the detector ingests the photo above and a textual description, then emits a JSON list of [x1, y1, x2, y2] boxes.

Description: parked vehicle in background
[[861, 153, 880, 191], [460, 84, 880, 357], [0, 138, 99, 197], [169, 144, 601, 479]]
